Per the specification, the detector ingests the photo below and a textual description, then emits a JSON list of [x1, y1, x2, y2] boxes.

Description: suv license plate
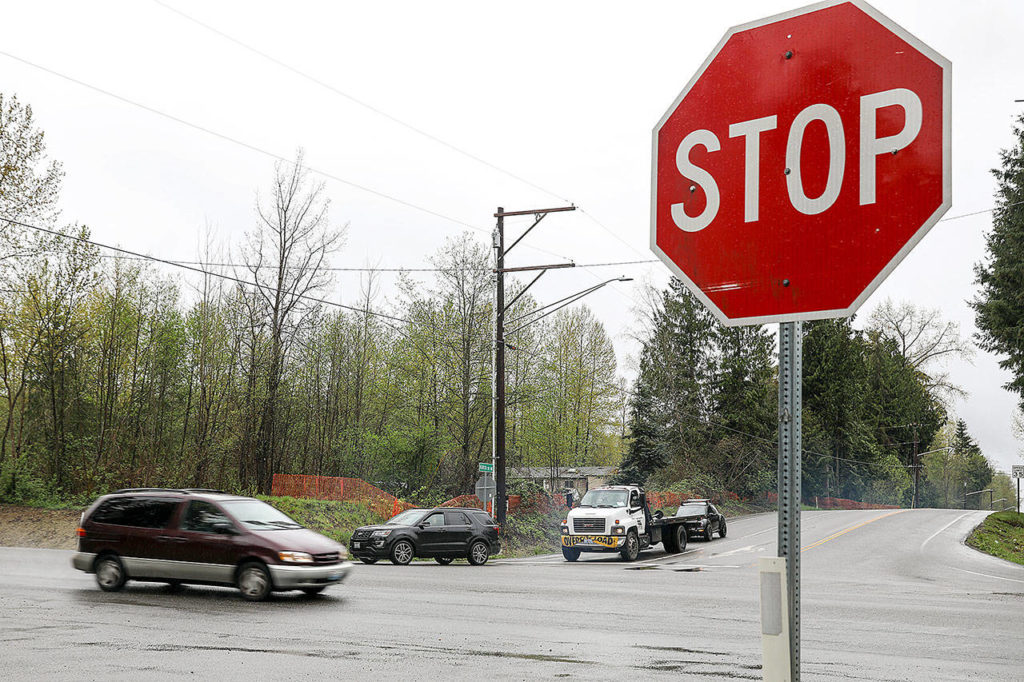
[[353, 542, 362, 549]]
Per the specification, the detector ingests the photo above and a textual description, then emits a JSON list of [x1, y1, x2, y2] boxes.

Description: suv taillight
[[493, 525, 500, 535], [76, 527, 86, 537]]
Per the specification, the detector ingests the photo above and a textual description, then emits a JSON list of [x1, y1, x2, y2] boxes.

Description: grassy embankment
[[966, 510, 1024, 567]]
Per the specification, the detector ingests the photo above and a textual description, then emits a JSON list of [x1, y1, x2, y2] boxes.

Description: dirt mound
[[0, 504, 82, 550]]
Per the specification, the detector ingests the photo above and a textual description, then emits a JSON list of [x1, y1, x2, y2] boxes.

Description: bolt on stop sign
[[651, 0, 950, 325]]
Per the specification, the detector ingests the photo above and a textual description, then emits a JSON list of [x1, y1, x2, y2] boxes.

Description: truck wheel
[[663, 530, 678, 553], [664, 525, 685, 553], [562, 546, 580, 562], [620, 531, 640, 561]]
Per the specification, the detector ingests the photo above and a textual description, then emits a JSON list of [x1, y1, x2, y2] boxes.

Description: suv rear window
[[469, 510, 496, 525], [91, 497, 179, 528]]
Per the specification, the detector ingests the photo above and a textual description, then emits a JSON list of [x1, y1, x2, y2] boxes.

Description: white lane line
[[920, 512, 974, 550], [713, 543, 771, 558], [952, 567, 1024, 585]]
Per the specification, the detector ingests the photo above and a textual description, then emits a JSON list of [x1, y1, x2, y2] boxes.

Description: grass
[[257, 495, 387, 546], [966, 511, 1024, 567]]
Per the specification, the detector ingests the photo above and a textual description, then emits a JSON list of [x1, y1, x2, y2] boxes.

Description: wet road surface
[[2, 509, 1022, 680]]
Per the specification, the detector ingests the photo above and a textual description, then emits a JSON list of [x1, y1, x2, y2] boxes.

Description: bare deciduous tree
[[241, 150, 345, 492], [867, 299, 974, 401]]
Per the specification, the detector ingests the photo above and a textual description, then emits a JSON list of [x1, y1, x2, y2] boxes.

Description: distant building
[[508, 466, 617, 497]]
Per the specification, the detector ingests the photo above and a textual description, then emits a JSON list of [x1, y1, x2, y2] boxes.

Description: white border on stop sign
[[649, 0, 952, 327]]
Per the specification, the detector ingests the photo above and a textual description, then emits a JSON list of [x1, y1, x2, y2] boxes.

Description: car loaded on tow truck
[[560, 485, 710, 561]]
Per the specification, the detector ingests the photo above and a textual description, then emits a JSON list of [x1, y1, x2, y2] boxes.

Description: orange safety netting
[[272, 474, 416, 519]]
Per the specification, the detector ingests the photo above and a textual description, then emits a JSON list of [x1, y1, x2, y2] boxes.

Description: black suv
[[349, 507, 501, 566], [72, 488, 351, 600], [675, 499, 727, 540]]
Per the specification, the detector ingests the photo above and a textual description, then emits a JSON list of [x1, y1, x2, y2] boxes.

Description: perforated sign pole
[[778, 321, 802, 681]]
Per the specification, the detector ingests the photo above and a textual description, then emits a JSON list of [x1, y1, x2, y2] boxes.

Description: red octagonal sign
[[651, 0, 950, 326]]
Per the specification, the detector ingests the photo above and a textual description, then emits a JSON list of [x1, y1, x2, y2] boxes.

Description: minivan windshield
[[386, 509, 429, 526], [578, 490, 629, 508], [220, 500, 303, 530]]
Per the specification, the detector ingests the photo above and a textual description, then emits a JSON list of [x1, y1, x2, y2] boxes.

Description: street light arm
[[506, 277, 631, 336]]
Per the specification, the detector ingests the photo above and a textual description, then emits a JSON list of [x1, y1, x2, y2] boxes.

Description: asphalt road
[[2, 509, 1022, 680]]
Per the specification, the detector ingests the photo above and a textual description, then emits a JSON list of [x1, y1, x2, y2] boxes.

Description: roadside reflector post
[[759, 556, 791, 681], [775, 320, 802, 681]]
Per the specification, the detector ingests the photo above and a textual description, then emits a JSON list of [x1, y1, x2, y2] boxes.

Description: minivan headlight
[[371, 529, 393, 538], [278, 551, 313, 564]]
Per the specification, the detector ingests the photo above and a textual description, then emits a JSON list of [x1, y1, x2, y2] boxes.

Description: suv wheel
[[94, 554, 127, 592], [719, 519, 727, 538], [390, 540, 414, 566], [237, 562, 272, 601], [467, 541, 490, 566]]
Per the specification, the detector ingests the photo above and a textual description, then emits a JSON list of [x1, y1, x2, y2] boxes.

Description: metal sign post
[[1012, 465, 1023, 514], [778, 321, 803, 681]]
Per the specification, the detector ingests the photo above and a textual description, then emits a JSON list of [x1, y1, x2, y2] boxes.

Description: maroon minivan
[[72, 488, 351, 600]]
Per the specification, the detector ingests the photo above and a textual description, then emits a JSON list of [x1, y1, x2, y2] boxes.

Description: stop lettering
[[651, 0, 950, 325]]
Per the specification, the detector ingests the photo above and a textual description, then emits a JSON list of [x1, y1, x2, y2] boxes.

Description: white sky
[[1, 0, 1022, 474]]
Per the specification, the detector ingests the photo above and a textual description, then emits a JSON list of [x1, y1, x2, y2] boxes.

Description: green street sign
[[478, 462, 494, 473]]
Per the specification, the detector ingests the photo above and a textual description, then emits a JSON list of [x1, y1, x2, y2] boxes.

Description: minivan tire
[[237, 561, 272, 601], [95, 554, 127, 592]]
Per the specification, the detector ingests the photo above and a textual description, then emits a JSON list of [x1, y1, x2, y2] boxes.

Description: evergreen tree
[[973, 114, 1024, 409]]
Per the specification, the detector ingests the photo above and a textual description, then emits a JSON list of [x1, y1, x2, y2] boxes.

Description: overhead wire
[[151, 0, 572, 206], [0, 50, 580, 264], [0, 215, 410, 323]]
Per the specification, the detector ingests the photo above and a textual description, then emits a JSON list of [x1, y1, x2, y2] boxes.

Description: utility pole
[[492, 205, 576, 526]]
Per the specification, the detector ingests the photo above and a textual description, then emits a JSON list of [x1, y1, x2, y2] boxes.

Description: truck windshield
[[579, 490, 629, 508]]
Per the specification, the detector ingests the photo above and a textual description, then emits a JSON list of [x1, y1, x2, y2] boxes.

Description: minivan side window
[[91, 497, 178, 529], [181, 501, 233, 533]]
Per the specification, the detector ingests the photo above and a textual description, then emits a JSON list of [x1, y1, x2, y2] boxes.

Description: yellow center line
[[800, 509, 906, 552]]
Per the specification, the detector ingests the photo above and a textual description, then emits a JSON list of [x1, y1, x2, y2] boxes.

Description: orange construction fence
[[272, 474, 416, 519]]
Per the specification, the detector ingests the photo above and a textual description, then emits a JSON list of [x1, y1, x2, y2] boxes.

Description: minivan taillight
[[76, 527, 86, 537]]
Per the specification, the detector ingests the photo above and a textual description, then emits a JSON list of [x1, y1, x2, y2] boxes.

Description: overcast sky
[[2, 0, 1022, 474]]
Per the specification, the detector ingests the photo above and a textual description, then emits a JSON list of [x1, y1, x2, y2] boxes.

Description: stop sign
[[651, 0, 950, 326]]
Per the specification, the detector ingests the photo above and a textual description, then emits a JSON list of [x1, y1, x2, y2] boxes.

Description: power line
[[153, 1, 654, 266], [152, 0, 572, 206], [0, 216, 410, 323], [36, 252, 656, 273]]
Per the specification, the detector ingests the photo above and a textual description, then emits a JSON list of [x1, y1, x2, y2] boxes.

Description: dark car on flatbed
[[675, 499, 727, 540], [349, 507, 501, 566], [72, 488, 351, 600]]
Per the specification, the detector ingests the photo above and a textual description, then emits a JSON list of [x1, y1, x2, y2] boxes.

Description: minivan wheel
[[237, 562, 272, 601], [435, 556, 454, 565], [390, 540, 414, 566], [94, 554, 127, 592], [467, 541, 490, 566]]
